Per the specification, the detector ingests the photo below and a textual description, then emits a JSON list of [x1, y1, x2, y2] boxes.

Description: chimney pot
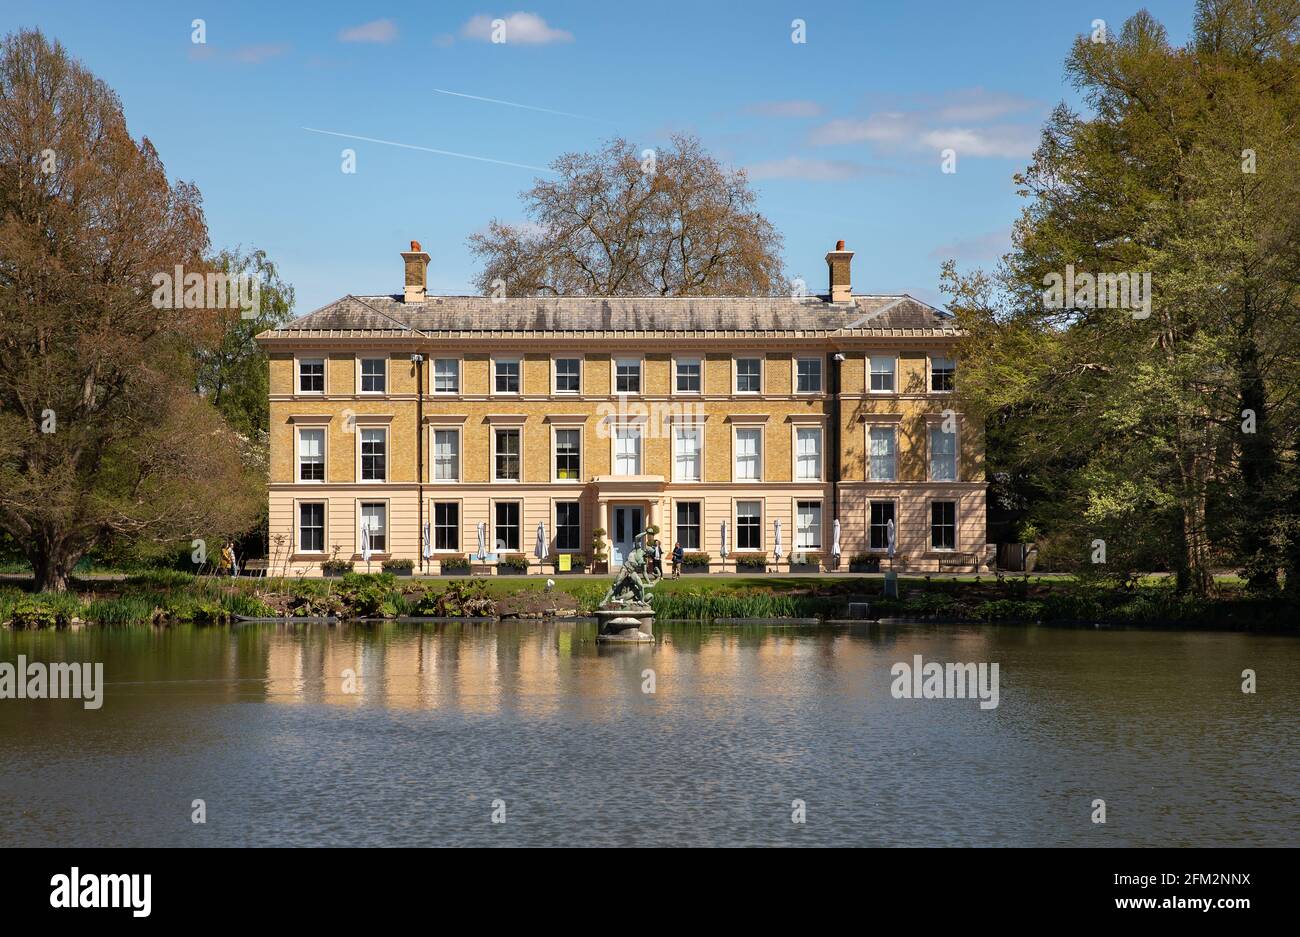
[[401, 241, 431, 304], [825, 240, 855, 303], [411, 240, 421, 251], [836, 239, 845, 251]]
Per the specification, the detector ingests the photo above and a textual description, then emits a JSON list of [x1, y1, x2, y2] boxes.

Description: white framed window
[[613, 425, 642, 476], [298, 357, 325, 394], [796, 501, 822, 550], [615, 358, 641, 395], [673, 425, 702, 482], [869, 501, 896, 550], [674, 357, 702, 394], [493, 358, 521, 395], [297, 427, 325, 482], [494, 501, 521, 553], [675, 501, 701, 550], [297, 502, 325, 553], [736, 500, 762, 550], [359, 427, 387, 482], [359, 357, 386, 394], [795, 427, 822, 481], [733, 427, 762, 481], [432, 501, 460, 552], [796, 357, 823, 394], [931, 501, 957, 550], [433, 428, 460, 482], [554, 357, 582, 394], [869, 426, 897, 481], [494, 428, 521, 481], [554, 428, 581, 481], [359, 501, 387, 553], [555, 501, 581, 551], [433, 358, 460, 394], [735, 356, 762, 394], [929, 425, 958, 481], [931, 356, 955, 393], [869, 355, 896, 393]]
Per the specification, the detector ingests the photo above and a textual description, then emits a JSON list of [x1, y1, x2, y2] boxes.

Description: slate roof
[[256, 292, 956, 340]]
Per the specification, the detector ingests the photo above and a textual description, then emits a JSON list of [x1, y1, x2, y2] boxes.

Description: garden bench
[[937, 552, 979, 573], [242, 559, 268, 577]]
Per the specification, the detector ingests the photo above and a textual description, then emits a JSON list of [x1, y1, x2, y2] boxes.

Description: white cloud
[[931, 87, 1038, 122], [340, 19, 398, 43], [919, 126, 1037, 159], [745, 100, 825, 119], [461, 12, 574, 44], [745, 157, 864, 181], [807, 113, 914, 146]]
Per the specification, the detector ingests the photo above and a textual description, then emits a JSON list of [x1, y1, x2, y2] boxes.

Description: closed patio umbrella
[[773, 519, 783, 563], [720, 521, 729, 559], [831, 518, 842, 565], [422, 521, 433, 562], [476, 522, 487, 561], [361, 523, 372, 572], [887, 518, 896, 559], [535, 521, 547, 563]]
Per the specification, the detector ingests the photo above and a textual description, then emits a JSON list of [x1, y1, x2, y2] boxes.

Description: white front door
[[611, 505, 643, 567]]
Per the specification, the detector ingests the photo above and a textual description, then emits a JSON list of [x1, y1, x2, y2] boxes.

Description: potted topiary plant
[[682, 552, 712, 574], [590, 528, 608, 573], [382, 558, 415, 577], [498, 553, 529, 574], [849, 553, 880, 573], [439, 554, 470, 576]]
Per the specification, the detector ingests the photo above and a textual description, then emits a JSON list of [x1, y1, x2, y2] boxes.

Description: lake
[[1, 620, 1296, 847]]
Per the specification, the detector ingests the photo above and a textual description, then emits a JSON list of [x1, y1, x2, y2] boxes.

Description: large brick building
[[254, 240, 990, 576]]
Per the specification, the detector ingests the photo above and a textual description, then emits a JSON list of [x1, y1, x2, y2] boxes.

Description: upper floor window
[[298, 428, 324, 482], [433, 429, 460, 481], [869, 355, 895, 393], [675, 358, 702, 393], [673, 425, 702, 482], [359, 358, 386, 394], [299, 358, 324, 394], [796, 357, 823, 394], [360, 428, 387, 481], [615, 358, 641, 395], [931, 356, 955, 393], [433, 359, 460, 394], [494, 428, 521, 481], [795, 427, 823, 480], [554, 428, 581, 481], [929, 425, 957, 481], [614, 426, 642, 475], [735, 357, 762, 394], [494, 358, 521, 395], [869, 426, 897, 481], [734, 427, 762, 481], [555, 358, 581, 394]]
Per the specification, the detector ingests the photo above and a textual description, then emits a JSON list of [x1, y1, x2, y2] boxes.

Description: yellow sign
[[558, 554, 571, 572]]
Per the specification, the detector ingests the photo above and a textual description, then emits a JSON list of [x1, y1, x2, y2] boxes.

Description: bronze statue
[[600, 531, 661, 608]]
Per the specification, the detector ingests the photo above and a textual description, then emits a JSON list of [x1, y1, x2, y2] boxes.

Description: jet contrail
[[432, 88, 605, 122], [302, 127, 551, 172]]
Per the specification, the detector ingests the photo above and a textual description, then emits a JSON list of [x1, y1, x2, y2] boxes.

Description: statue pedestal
[[595, 609, 654, 644]]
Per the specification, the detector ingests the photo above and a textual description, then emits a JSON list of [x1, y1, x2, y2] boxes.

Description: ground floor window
[[796, 501, 822, 550], [676, 501, 701, 550], [298, 502, 324, 553], [869, 501, 895, 550], [495, 502, 521, 552], [736, 500, 762, 550], [931, 501, 956, 550], [556, 502, 581, 551], [360, 502, 386, 553], [434, 502, 459, 551]]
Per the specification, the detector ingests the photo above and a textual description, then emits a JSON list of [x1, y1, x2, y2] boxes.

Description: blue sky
[[3, 1, 1196, 312]]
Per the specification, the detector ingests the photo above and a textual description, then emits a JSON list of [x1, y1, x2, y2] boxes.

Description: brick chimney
[[825, 239, 854, 303], [401, 240, 430, 303]]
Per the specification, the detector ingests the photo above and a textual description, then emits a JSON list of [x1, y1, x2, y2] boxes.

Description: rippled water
[[0, 621, 1296, 847]]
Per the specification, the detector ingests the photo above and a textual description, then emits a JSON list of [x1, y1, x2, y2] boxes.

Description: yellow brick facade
[[262, 340, 988, 576]]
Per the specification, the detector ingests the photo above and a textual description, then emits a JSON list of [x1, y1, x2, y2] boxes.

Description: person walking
[[220, 540, 238, 578], [671, 541, 684, 579]]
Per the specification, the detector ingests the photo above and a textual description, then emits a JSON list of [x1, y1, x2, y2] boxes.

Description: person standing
[[671, 541, 684, 579], [652, 539, 664, 578], [220, 540, 237, 578]]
